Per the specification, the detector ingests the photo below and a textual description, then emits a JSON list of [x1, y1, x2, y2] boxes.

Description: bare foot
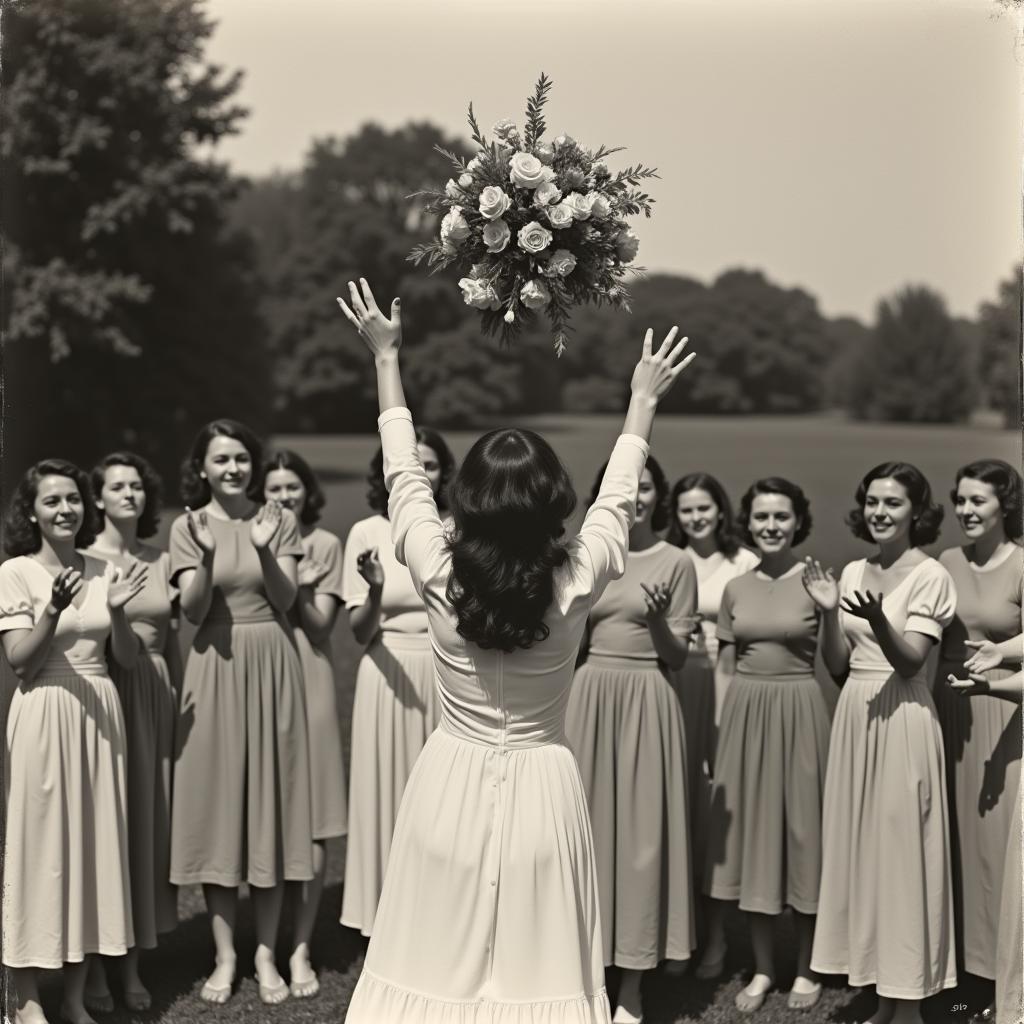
[[255, 953, 289, 1005], [735, 973, 773, 1013], [288, 949, 320, 998], [57, 1005, 98, 1024], [199, 956, 236, 1005]]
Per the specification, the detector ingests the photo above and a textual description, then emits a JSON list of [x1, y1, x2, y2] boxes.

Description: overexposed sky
[[204, 0, 1021, 321]]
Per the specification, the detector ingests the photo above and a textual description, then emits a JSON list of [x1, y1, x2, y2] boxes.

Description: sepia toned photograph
[[1, 0, 1021, 1022]]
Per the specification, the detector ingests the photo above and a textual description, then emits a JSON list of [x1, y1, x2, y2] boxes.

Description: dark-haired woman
[[83, 453, 181, 1012], [566, 454, 697, 1022], [337, 278, 694, 1022], [169, 420, 312, 1006], [807, 463, 957, 1024], [264, 450, 347, 997], [338, 427, 454, 937], [934, 460, 1022, 1006], [1, 460, 146, 1024], [667, 472, 758, 899], [700, 479, 829, 1012]]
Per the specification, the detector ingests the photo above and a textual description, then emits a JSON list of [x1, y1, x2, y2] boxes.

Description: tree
[[232, 123, 474, 432], [846, 285, 978, 423], [977, 268, 1022, 428], [1, 0, 271, 489]]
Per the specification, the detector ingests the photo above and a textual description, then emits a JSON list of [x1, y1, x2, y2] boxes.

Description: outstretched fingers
[[359, 278, 381, 315], [656, 326, 679, 357], [347, 280, 369, 319], [642, 328, 654, 361]]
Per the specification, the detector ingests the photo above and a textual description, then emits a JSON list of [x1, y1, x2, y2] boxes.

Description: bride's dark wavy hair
[[445, 428, 577, 652]]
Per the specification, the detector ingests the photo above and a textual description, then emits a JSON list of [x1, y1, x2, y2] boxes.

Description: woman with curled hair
[[806, 462, 957, 1024], [565, 453, 697, 1022], [666, 472, 758, 900], [83, 452, 181, 1012], [263, 449, 348, 997], [1, 459, 146, 1024], [168, 420, 312, 1006], [339, 424, 455, 937], [337, 277, 694, 1022], [933, 459, 1022, 1012], [699, 478, 830, 1012]]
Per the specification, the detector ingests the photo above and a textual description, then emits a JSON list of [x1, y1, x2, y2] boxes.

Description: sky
[[204, 0, 1022, 322]]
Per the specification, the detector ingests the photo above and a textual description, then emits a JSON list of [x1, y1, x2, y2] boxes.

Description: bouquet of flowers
[[409, 74, 658, 355]]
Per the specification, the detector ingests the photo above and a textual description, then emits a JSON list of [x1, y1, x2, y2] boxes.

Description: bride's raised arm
[[578, 328, 695, 601]]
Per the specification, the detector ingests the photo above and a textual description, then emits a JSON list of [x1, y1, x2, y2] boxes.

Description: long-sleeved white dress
[[345, 407, 650, 1023]]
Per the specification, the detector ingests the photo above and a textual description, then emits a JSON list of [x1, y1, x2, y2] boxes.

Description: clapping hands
[[801, 558, 840, 611], [840, 589, 886, 625], [298, 558, 329, 588], [963, 640, 1005, 674], [641, 581, 672, 622], [49, 567, 83, 612], [107, 560, 148, 611], [185, 508, 216, 554], [946, 671, 992, 697], [356, 548, 385, 589], [250, 502, 283, 550]]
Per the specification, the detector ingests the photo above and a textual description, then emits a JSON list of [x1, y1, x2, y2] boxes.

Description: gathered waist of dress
[[36, 657, 110, 679], [733, 668, 819, 685], [847, 662, 931, 686], [585, 652, 663, 670], [437, 716, 567, 750], [200, 613, 282, 627], [371, 631, 431, 652]]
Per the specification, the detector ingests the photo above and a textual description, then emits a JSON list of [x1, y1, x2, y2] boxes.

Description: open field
[[19, 414, 1020, 1023]]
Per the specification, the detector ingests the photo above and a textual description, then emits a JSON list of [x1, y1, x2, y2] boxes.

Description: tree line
[[2, 0, 1019, 494]]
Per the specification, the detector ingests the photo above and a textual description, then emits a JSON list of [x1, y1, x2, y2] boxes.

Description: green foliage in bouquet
[[409, 74, 658, 355]]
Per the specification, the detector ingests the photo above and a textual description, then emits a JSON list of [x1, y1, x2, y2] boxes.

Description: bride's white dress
[[345, 407, 650, 1023]]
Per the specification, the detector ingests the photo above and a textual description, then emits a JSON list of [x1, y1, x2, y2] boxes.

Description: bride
[[338, 278, 694, 1023]]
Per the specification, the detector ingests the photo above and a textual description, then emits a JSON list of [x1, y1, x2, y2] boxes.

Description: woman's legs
[[735, 912, 774, 1011], [251, 881, 288, 1003], [60, 961, 98, 1024], [613, 967, 645, 1024], [289, 838, 327, 996], [201, 884, 238, 1003], [696, 897, 728, 977], [11, 967, 48, 1024]]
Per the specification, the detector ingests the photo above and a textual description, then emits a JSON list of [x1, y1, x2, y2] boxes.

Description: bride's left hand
[[337, 278, 402, 358]]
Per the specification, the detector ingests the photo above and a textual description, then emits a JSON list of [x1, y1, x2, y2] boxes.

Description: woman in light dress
[[339, 425, 455, 937], [83, 453, 181, 1012], [169, 420, 313, 1006], [933, 459, 1022, 1018], [1, 459, 146, 1024], [946, 663, 1023, 1024], [337, 277, 694, 1023], [566, 454, 697, 1023], [264, 449, 349, 997], [702, 478, 830, 1013], [667, 471, 758, 929], [805, 462, 957, 1024]]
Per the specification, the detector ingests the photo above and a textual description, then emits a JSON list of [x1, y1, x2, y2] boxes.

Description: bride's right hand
[[630, 327, 695, 403], [337, 278, 402, 359]]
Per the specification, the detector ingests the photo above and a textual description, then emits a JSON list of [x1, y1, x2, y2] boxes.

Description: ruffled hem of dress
[[347, 969, 612, 1023], [811, 962, 958, 999]]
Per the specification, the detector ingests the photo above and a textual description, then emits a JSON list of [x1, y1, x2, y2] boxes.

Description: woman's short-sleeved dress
[[292, 527, 347, 842], [0, 555, 133, 967], [168, 509, 313, 888], [89, 544, 179, 949], [345, 408, 654, 1023], [934, 544, 1022, 980], [812, 558, 957, 999], [704, 568, 830, 915], [565, 541, 697, 970], [340, 513, 439, 936], [672, 546, 759, 869]]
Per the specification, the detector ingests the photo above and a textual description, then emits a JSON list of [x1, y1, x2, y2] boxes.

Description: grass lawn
[[14, 414, 1018, 1023]]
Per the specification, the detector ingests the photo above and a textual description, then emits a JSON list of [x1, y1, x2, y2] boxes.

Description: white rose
[[478, 186, 511, 221], [467, 155, 484, 172], [616, 227, 640, 263], [458, 277, 500, 311], [482, 219, 511, 253], [533, 180, 562, 207], [546, 202, 574, 229], [440, 206, 471, 252], [553, 134, 576, 149], [546, 249, 577, 277], [445, 178, 462, 199], [493, 118, 516, 138], [520, 279, 551, 310], [459, 172, 474, 188], [509, 152, 547, 190], [565, 192, 593, 221], [588, 192, 612, 219], [517, 220, 553, 254]]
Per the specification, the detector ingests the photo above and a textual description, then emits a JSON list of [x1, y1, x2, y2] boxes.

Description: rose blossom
[[520, 279, 551, 310], [533, 180, 562, 207], [546, 249, 577, 277], [546, 202, 574, 229], [588, 192, 612, 219], [517, 221, 553, 254], [493, 119, 517, 138], [440, 206, 471, 251], [482, 219, 511, 253], [459, 172, 474, 188], [478, 186, 511, 221], [565, 192, 594, 221], [509, 152, 548, 190], [458, 277, 500, 311], [467, 155, 484, 172], [616, 227, 640, 263], [445, 178, 462, 199]]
